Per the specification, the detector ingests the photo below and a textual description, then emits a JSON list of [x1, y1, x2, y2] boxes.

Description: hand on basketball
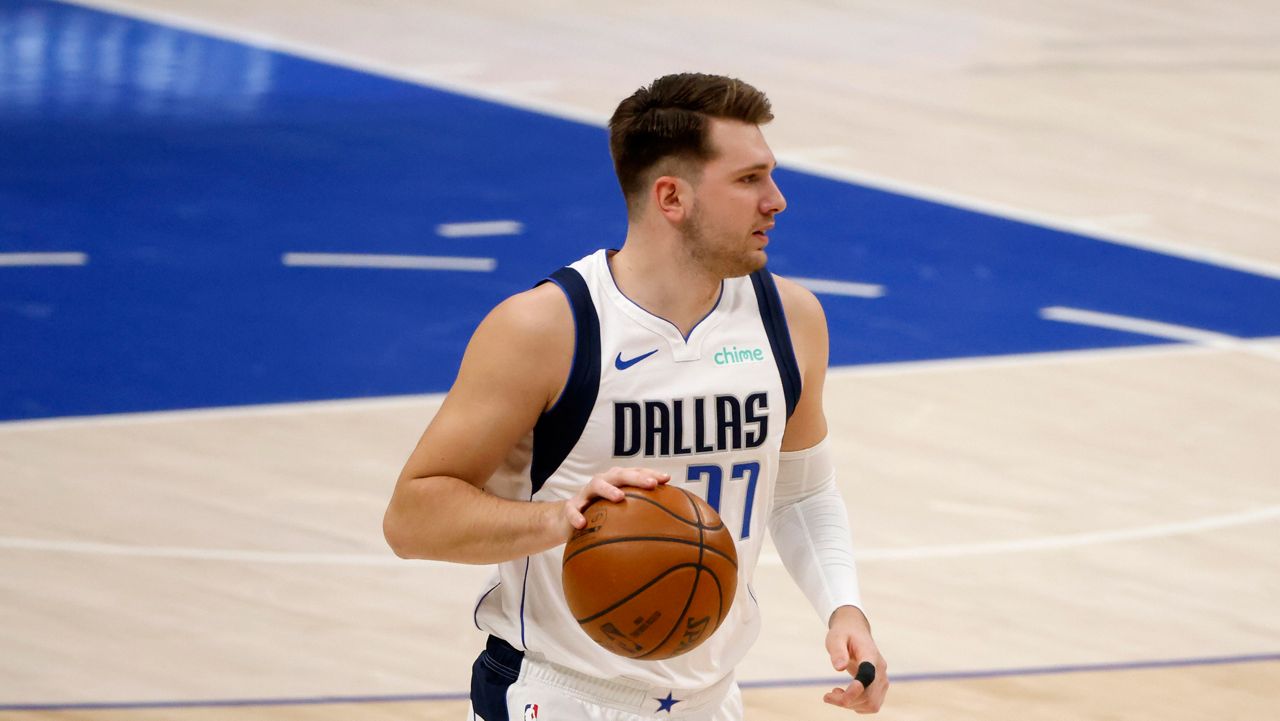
[[563, 466, 670, 531], [823, 605, 888, 713]]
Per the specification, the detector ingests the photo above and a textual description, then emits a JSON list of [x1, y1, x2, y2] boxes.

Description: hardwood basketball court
[[2, 1, 1277, 719]]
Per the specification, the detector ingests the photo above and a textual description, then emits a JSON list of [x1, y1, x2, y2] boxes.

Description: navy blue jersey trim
[[518, 556, 531, 650], [469, 636, 524, 721], [531, 267, 601, 494], [472, 582, 501, 631], [750, 270, 802, 418]]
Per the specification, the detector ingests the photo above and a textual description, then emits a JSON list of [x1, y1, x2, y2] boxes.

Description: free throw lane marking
[[282, 252, 495, 272], [1042, 306, 1280, 361], [0, 252, 88, 266], [790, 276, 885, 298], [435, 220, 523, 237]]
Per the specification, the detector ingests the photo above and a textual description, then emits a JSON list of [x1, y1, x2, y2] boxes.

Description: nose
[[762, 176, 786, 216]]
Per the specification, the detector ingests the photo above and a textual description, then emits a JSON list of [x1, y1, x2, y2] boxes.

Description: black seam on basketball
[[617, 493, 699, 525], [562, 535, 738, 567], [574, 563, 704, 624], [635, 575, 699, 660], [684, 490, 718, 630], [632, 488, 708, 660], [614, 491, 726, 531], [690, 564, 725, 628], [685, 486, 728, 649], [705, 566, 727, 625], [675, 485, 727, 531]]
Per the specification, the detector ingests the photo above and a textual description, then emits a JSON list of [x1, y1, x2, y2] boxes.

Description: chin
[[726, 250, 768, 278]]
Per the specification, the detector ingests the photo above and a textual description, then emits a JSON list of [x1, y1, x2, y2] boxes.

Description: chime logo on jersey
[[713, 345, 765, 366], [613, 392, 769, 457], [523, 703, 538, 720]]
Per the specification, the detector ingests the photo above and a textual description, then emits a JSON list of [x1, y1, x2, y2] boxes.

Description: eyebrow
[[733, 161, 776, 174]]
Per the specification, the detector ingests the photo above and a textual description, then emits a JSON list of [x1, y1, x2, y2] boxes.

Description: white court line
[[790, 276, 885, 298], [776, 154, 1280, 282], [4, 341, 1266, 433], [1042, 306, 1280, 362], [282, 252, 496, 272], [823, 505, 1280, 562], [4, 505, 1276, 568], [0, 393, 445, 432], [436, 220, 523, 238], [68, 0, 1280, 282], [0, 537, 420, 567], [0, 252, 88, 266], [826, 341, 1221, 378]]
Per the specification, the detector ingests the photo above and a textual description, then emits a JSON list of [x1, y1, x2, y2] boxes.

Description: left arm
[[771, 275, 888, 714]]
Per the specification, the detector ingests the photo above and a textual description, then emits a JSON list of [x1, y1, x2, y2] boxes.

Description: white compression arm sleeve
[[767, 437, 862, 623]]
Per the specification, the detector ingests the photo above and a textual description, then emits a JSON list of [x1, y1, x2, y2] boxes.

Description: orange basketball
[[562, 483, 738, 660]]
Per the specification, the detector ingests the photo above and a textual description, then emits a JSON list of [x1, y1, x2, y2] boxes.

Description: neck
[[609, 229, 723, 338]]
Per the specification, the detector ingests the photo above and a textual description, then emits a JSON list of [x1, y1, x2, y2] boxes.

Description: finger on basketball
[[603, 478, 628, 499], [565, 503, 587, 529], [617, 467, 664, 487], [581, 476, 624, 501]]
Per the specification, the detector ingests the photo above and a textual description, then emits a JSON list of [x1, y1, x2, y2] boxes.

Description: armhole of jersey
[[750, 269, 803, 419], [530, 267, 601, 494]]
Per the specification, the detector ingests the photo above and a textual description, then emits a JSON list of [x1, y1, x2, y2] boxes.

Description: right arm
[[382, 283, 666, 564]]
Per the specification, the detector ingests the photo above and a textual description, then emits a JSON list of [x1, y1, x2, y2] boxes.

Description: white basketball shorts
[[468, 636, 743, 721]]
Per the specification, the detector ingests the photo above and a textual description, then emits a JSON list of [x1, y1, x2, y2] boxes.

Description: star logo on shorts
[[655, 691, 681, 712]]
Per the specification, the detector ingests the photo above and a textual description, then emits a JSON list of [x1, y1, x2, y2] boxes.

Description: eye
[[740, 174, 758, 184]]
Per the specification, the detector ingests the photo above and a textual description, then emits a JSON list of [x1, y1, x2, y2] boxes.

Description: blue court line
[[737, 651, 1280, 689], [4, 652, 1276, 711]]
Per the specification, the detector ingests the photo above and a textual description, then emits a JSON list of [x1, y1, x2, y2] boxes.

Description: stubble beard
[[681, 207, 766, 279]]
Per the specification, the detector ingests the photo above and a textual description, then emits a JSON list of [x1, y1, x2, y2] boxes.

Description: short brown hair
[[608, 73, 773, 209]]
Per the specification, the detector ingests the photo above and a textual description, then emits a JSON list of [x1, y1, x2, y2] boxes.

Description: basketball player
[[384, 73, 887, 719]]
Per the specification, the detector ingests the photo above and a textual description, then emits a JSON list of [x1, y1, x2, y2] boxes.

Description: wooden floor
[[3, 1, 1278, 719], [3, 663, 1279, 721]]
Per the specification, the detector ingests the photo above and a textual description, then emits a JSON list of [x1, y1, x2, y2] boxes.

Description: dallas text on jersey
[[612, 392, 770, 458]]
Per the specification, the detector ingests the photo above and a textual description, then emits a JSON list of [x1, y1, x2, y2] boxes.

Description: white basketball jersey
[[474, 248, 802, 690]]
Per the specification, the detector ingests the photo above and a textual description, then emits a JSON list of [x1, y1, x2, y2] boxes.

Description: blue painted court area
[[3, 0, 1280, 421]]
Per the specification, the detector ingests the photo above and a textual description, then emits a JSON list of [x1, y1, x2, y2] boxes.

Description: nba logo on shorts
[[523, 703, 538, 720]]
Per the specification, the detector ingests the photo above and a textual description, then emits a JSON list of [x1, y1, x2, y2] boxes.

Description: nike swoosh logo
[[614, 348, 659, 370]]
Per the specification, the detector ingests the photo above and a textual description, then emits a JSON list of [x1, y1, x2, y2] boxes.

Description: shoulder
[[771, 274, 826, 329], [771, 275, 828, 354], [462, 281, 575, 411], [482, 281, 574, 338], [768, 274, 829, 380]]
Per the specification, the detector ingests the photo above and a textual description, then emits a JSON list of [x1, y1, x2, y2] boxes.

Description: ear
[[651, 175, 692, 223]]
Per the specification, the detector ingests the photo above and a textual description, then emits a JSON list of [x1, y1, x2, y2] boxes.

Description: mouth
[[752, 224, 774, 242]]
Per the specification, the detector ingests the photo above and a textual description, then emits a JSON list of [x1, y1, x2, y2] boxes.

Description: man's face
[[681, 118, 787, 277]]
